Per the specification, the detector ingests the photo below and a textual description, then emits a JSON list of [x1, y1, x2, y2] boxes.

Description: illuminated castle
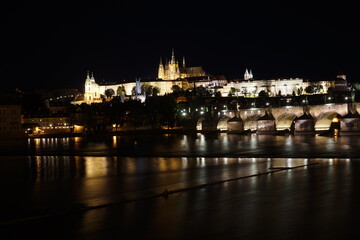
[[73, 50, 338, 105], [158, 49, 206, 80]]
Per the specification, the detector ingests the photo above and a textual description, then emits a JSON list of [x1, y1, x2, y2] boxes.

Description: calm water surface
[[1, 134, 360, 239], [1, 133, 360, 157]]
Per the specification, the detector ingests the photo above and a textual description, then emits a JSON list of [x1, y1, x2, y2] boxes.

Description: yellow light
[[112, 136, 117, 148], [332, 117, 339, 123]]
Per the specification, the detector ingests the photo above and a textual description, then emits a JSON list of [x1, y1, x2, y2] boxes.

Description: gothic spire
[[244, 69, 249, 80], [171, 49, 175, 64]]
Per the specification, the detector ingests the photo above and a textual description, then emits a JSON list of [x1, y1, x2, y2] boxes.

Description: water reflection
[[27, 156, 119, 182], [71, 158, 360, 239], [4, 157, 360, 239], [25, 156, 324, 186], [20, 134, 360, 158]]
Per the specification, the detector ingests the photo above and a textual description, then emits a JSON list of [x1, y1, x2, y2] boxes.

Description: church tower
[[244, 69, 250, 80], [158, 57, 165, 79], [158, 49, 206, 80], [84, 71, 92, 102], [167, 49, 180, 80], [244, 69, 253, 80], [84, 71, 100, 104], [159, 49, 181, 80]]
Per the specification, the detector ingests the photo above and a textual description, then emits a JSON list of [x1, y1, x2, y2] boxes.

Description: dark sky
[[1, 1, 359, 90]]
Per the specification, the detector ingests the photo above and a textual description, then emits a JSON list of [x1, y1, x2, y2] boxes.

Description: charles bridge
[[191, 102, 360, 136]]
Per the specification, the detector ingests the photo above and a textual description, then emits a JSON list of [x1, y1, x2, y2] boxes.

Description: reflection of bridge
[[194, 103, 360, 135]]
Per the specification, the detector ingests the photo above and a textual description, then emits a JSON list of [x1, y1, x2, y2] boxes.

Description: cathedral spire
[[244, 69, 249, 80], [249, 69, 253, 79], [158, 57, 165, 79], [182, 56, 186, 68], [171, 49, 175, 64]]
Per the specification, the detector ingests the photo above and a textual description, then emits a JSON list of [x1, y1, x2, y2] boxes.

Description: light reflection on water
[[4, 134, 360, 238], [15, 134, 360, 158], [23, 155, 329, 185], [2, 156, 360, 239]]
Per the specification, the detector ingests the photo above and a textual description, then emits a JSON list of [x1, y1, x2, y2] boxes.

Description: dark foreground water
[[1, 134, 360, 239]]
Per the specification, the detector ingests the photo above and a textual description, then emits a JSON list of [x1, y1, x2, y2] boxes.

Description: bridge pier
[[294, 113, 315, 135], [227, 116, 244, 134], [256, 112, 276, 135], [339, 112, 360, 135]]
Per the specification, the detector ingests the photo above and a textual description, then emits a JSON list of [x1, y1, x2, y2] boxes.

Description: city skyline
[[1, 1, 358, 90]]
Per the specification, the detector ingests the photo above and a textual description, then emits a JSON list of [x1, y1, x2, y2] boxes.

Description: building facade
[[0, 105, 23, 138], [158, 50, 207, 80]]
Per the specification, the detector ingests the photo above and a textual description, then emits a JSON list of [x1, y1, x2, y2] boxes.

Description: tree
[[258, 90, 268, 97], [152, 86, 160, 96], [105, 89, 115, 98], [305, 86, 315, 94], [116, 85, 126, 96], [158, 95, 177, 129], [171, 85, 181, 94], [194, 86, 210, 96], [353, 83, 360, 91], [228, 87, 236, 97], [297, 87, 303, 96], [131, 86, 136, 96], [327, 86, 334, 95], [141, 84, 153, 96]]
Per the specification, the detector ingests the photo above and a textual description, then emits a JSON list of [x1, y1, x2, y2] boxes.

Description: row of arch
[[195, 111, 356, 134]]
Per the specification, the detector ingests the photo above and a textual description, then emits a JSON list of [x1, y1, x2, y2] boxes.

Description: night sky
[[1, 1, 359, 91]]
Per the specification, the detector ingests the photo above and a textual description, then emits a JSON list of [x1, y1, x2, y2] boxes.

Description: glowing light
[[332, 117, 339, 123], [112, 136, 117, 148]]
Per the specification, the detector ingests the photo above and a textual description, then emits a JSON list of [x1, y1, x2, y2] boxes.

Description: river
[[1, 133, 360, 239]]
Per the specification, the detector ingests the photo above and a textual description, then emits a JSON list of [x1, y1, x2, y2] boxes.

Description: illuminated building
[[75, 52, 342, 104], [158, 49, 207, 80]]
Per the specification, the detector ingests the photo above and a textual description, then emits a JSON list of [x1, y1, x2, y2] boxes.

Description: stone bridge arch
[[276, 113, 297, 131], [217, 115, 231, 131], [309, 103, 348, 119], [314, 112, 341, 131], [196, 117, 206, 131]]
